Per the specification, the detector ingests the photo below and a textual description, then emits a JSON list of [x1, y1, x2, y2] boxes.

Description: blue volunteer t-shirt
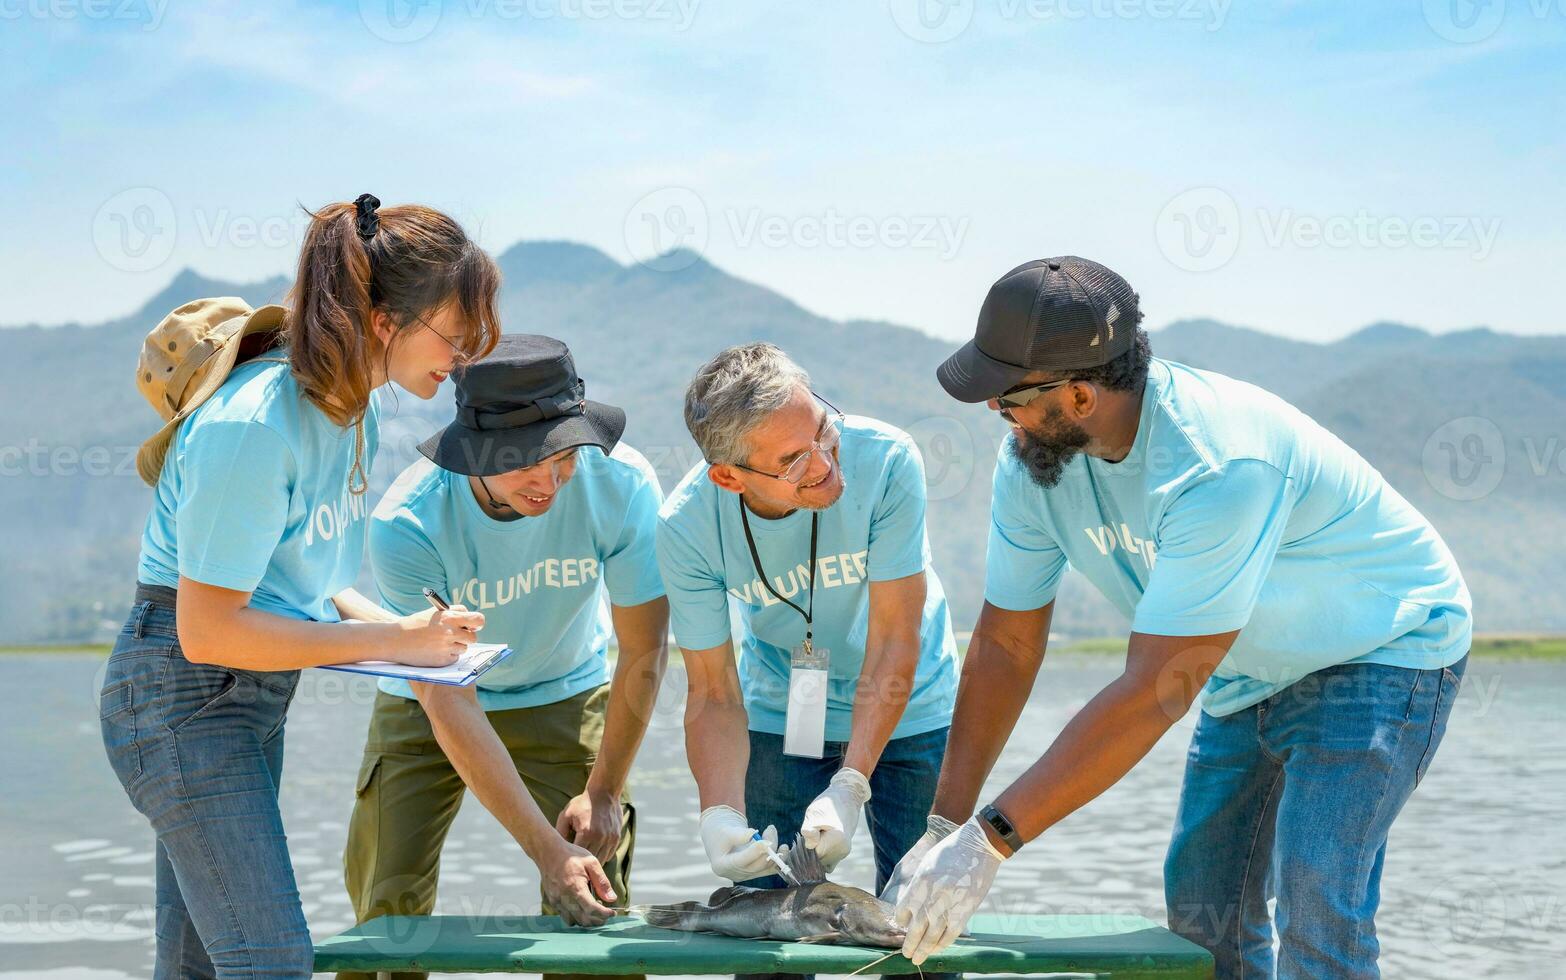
[[369, 444, 666, 712], [985, 357, 1472, 717], [138, 354, 381, 623], [657, 416, 958, 742]]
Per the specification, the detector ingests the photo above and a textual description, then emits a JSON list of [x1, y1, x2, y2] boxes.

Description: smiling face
[[709, 386, 845, 517], [988, 375, 1094, 489], [376, 301, 470, 400], [471, 447, 581, 518]]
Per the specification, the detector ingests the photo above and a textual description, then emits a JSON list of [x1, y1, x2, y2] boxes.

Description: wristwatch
[[980, 803, 1024, 853]]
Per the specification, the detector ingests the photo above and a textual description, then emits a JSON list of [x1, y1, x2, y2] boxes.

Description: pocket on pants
[[615, 800, 637, 896], [1415, 663, 1464, 784], [99, 680, 143, 785], [356, 756, 382, 798], [259, 671, 301, 741], [167, 662, 241, 733]]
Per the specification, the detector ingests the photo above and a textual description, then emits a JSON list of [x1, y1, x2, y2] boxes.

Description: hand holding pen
[[387, 588, 484, 667], [422, 587, 484, 637]]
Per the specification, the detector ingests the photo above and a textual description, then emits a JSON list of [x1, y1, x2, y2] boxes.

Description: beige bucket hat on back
[[135, 297, 288, 486]]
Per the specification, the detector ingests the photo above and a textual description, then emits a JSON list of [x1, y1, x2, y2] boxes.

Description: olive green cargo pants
[[340, 684, 637, 980]]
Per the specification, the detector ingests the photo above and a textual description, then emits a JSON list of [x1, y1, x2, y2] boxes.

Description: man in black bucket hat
[[888, 257, 1472, 980], [343, 335, 670, 980], [417, 333, 628, 479]]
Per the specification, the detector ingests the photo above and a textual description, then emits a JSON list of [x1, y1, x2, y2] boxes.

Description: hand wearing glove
[[699, 805, 789, 882], [878, 813, 960, 904], [894, 815, 1007, 965], [800, 767, 873, 870]]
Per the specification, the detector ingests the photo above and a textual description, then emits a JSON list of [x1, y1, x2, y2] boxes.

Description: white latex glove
[[699, 805, 789, 882], [878, 813, 960, 904], [800, 767, 872, 871], [894, 815, 1006, 965]]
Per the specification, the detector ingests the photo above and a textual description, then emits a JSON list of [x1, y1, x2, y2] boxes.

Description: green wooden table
[[315, 912, 1213, 977]]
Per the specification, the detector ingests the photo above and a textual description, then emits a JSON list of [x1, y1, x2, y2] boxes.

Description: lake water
[[4, 653, 1561, 978]]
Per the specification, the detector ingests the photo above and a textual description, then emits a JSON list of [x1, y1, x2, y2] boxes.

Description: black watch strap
[[980, 803, 1023, 852]]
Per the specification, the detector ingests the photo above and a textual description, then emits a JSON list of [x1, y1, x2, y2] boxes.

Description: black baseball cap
[[937, 256, 1141, 403], [418, 334, 626, 476]]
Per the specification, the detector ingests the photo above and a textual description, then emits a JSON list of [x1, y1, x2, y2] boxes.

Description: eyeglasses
[[730, 393, 846, 485], [995, 377, 1074, 410], [411, 312, 470, 364]]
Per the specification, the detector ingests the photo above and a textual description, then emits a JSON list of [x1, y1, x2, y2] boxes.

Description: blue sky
[[3, 0, 1562, 342]]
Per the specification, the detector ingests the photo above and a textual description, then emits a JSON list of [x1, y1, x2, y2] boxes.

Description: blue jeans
[[743, 726, 948, 892], [741, 727, 951, 980], [1164, 656, 1467, 980], [98, 590, 312, 979]]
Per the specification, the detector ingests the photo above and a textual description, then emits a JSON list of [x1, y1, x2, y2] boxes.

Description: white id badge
[[784, 641, 829, 759]]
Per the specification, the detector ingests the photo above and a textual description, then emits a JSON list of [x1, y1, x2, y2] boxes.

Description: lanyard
[[738, 497, 820, 648]]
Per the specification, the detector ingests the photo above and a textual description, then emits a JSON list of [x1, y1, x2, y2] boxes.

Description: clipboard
[[318, 643, 513, 687]]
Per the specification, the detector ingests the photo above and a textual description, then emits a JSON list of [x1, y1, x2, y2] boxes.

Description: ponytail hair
[[287, 198, 502, 491]]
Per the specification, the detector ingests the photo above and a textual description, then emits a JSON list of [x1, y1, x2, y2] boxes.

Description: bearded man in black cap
[[885, 258, 1471, 980], [341, 335, 669, 980]]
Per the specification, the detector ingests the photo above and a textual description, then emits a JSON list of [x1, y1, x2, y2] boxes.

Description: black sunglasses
[[995, 377, 1074, 409]]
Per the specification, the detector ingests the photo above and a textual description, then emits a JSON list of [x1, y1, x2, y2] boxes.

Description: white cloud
[[143, 1, 602, 116]]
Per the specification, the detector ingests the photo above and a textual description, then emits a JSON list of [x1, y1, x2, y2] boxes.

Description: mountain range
[[3, 243, 1562, 644]]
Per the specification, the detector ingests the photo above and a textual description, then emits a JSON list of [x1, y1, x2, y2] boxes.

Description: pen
[[422, 587, 476, 635], [421, 587, 451, 611]]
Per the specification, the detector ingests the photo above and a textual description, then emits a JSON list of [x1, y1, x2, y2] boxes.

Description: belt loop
[[130, 601, 151, 639]]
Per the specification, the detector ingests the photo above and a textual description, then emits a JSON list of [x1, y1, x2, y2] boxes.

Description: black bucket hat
[[418, 334, 626, 477]]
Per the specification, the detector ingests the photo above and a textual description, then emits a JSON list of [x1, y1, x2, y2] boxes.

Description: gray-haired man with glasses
[[655, 343, 958, 978]]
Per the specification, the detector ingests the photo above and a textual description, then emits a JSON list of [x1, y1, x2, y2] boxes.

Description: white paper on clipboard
[[318, 643, 512, 687]]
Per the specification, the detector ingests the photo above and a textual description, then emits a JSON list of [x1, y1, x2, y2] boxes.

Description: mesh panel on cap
[[1024, 258, 1139, 370]]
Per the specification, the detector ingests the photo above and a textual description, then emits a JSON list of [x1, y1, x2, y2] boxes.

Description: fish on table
[[639, 835, 906, 949]]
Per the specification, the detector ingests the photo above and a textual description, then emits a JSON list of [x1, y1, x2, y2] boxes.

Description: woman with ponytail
[[99, 196, 500, 977]]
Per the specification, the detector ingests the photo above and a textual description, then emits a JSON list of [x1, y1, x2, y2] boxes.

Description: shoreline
[[7, 635, 1565, 661]]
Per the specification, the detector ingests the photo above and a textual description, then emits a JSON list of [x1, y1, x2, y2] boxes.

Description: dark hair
[[288, 200, 501, 427], [1046, 326, 1152, 393]]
